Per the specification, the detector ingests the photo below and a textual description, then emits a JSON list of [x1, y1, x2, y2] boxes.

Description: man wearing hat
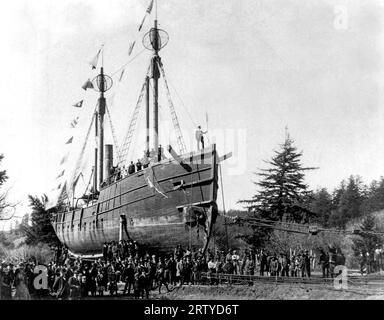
[[122, 261, 135, 296], [68, 270, 81, 300]]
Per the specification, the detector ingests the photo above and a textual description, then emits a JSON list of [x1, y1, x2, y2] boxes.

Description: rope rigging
[[157, 59, 187, 155], [167, 77, 197, 128], [105, 103, 121, 161], [68, 107, 97, 199], [110, 48, 147, 78], [117, 64, 151, 166]]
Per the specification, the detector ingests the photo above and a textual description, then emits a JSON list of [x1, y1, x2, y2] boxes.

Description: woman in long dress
[[14, 268, 31, 300]]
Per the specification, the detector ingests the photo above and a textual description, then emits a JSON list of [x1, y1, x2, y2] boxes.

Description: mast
[[98, 66, 106, 186], [151, 20, 160, 160], [142, 2, 169, 161], [146, 76, 150, 155], [94, 111, 98, 193]]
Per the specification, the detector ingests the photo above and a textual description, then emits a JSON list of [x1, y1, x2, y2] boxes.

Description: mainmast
[[98, 66, 106, 187], [151, 20, 160, 160], [142, 14, 169, 161], [92, 52, 113, 190], [146, 75, 150, 156]]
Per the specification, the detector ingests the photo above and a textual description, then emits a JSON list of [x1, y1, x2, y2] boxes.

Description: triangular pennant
[[73, 172, 82, 187], [70, 117, 79, 128], [119, 69, 125, 82], [65, 137, 73, 144], [128, 41, 136, 56], [60, 154, 68, 165], [89, 48, 101, 69], [56, 170, 65, 179], [73, 100, 83, 108], [146, 0, 154, 14], [82, 79, 94, 91], [138, 15, 146, 31]]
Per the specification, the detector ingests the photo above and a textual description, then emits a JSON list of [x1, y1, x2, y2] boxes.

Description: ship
[[49, 3, 231, 257]]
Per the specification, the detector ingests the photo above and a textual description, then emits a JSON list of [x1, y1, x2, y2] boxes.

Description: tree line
[[235, 133, 384, 264]]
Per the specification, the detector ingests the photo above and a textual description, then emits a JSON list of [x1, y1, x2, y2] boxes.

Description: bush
[[0, 242, 55, 265]]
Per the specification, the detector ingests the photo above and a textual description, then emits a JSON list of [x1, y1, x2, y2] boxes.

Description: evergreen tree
[[22, 195, 60, 246], [361, 177, 384, 215], [329, 176, 364, 228], [240, 133, 317, 223], [239, 133, 317, 248], [352, 214, 383, 266], [310, 188, 333, 227]]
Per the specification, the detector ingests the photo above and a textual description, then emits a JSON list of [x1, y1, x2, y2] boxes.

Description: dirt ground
[[155, 283, 384, 300]]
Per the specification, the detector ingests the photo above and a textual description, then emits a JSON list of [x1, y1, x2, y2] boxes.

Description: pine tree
[[352, 214, 383, 272], [22, 195, 60, 246], [361, 177, 384, 215], [329, 176, 364, 228], [310, 188, 333, 227], [240, 133, 317, 223]]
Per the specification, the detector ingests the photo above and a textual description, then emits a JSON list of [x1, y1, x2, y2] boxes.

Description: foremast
[[93, 51, 113, 192]]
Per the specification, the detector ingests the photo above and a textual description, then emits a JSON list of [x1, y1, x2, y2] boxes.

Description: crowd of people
[[1, 240, 348, 300]]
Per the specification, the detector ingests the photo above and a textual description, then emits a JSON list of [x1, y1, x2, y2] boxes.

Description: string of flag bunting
[[50, 45, 103, 200], [51, 0, 155, 203], [113, 0, 154, 83]]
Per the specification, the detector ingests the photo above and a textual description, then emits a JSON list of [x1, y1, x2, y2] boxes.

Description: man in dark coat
[[1, 264, 13, 300], [156, 259, 171, 294], [128, 161, 135, 174], [53, 268, 70, 300], [319, 249, 329, 278], [259, 250, 267, 276], [304, 250, 311, 278], [68, 271, 81, 300], [122, 262, 135, 295], [136, 159, 142, 171]]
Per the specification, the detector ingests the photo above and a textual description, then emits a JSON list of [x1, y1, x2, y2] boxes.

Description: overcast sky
[[1, 0, 384, 229]]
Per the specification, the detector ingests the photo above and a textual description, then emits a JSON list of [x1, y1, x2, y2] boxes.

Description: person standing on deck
[[136, 159, 142, 171], [128, 161, 135, 174], [195, 126, 207, 150]]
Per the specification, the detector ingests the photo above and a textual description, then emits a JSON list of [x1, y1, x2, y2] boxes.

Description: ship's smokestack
[[104, 144, 113, 180]]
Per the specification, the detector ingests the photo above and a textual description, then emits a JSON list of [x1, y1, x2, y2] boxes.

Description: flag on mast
[[65, 137, 73, 144], [73, 100, 83, 108], [56, 170, 65, 179], [138, 0, 154, 31], [70, 116, 79, 128], [138, 15, 146, 31], [60, 153, 69, 165], [146, 0, 154, 14], [128, 41, 136, 56], [89, 48, 101, 69], [119, 69, 125, 82], [82, 79, 94, 91]]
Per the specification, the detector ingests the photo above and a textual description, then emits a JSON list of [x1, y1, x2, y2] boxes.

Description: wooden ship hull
[[53, 145, 219, 255]]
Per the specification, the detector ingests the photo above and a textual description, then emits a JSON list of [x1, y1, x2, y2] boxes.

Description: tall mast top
[[142, 5, 169, 54]]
